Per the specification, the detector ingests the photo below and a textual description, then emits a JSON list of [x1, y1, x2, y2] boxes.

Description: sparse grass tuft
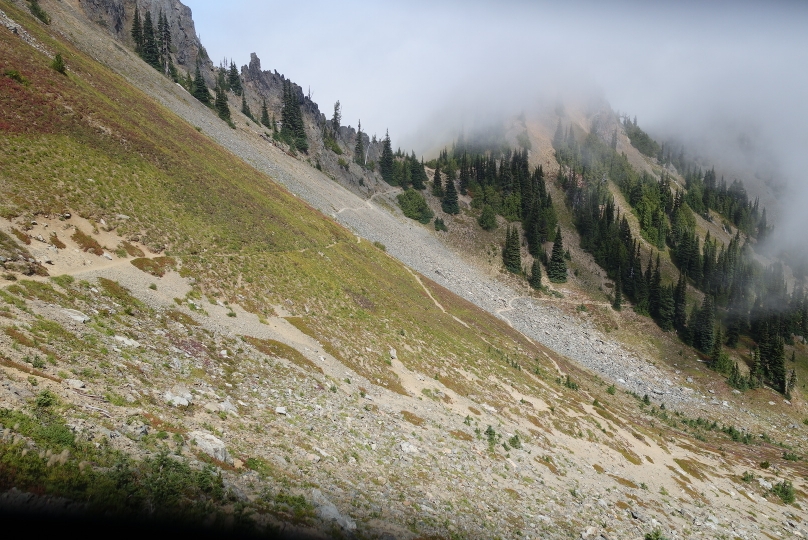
[[131, 256, 175, 277], [401, 410, 425, 426], [3, 69, 30, 86], [243, 335, 322, 374]]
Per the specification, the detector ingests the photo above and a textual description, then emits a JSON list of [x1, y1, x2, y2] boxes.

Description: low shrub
[[397, 189, 433, 224]]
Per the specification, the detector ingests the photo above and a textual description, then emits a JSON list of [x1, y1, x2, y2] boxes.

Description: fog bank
[[185, 0, 808, 248]]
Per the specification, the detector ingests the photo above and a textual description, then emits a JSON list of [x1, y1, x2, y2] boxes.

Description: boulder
[[62, 309, 90, 323], [400, 441, 418, 454], [758, 477, 773, 490], [190, 431, 232, 465], [114, 335, 140, 348], [310, 489, 356, 531], [164, 385, 193, 407], [219, 400, 238, 414], [63, 379, 85, 389]]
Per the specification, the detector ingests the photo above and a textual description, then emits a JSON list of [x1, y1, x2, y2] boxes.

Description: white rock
[[275, 406, 287, 415], [389, 347, 397, 360], [103, 252, 113, 260], [62, 309, 90, 323], [219, 400, 238, 414], [165, 385, 192, 407], [311, 489, 356, 531], [190, 431, 232, 464], [64, 379, 85, 389], [400, 441, 418, 453], [114, 335, 141, 348], [166, 394, 189, 407], [758, 477, 772, 490]]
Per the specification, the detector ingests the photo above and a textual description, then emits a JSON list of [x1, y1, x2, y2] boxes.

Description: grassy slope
[[1, 5, 807, 538], [0, 1, 560, 401]]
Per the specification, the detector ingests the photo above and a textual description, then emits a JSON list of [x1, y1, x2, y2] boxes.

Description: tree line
[[553, 117, 800, 396]]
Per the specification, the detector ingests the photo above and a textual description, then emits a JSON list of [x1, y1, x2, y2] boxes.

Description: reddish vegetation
[[10, 227, 30, 245], [120, 241, 144, 257], [71, 228, 103, 255], [51, 234, 66, 249], [4, 326, 36, 348], [131, 256, 176, 277]]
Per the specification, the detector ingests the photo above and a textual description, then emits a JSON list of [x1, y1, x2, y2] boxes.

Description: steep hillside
[[1, 1, 807, 539]]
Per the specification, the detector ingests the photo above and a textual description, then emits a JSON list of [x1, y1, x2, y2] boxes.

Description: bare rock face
[[78, 0, 202, 68], [79, 0, 127, 34]]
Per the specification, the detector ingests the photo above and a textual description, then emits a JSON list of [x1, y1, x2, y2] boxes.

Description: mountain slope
[[1, 1, 807, 539]]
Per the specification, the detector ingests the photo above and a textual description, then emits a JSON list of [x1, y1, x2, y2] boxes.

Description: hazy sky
[[184, 0, 808, 244]]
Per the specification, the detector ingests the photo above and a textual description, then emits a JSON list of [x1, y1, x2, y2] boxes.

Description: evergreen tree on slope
[[131, 5, 143, 55], [442, 174, 459, 214], [548, 227, 567, 283], [380, 130, 395, 183], [192, 63, 210, 104]]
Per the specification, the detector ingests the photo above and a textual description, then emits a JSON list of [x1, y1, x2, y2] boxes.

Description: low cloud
[[186, 0, 808, 248]]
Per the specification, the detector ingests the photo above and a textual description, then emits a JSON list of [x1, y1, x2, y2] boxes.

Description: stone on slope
[[62, 309, 90, 323], [164, 384, 193, 407], [189, 431, 232, 465], [311, 488, 356, 531]]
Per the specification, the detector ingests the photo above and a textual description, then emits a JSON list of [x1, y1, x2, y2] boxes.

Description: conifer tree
[[503, 226, 521, 274], [157, 10, 173, 76], [749, 347, 764, 389], [548, 227, 567, 283], [728, 361, 747, 391], [192, 64, 210, 104], [478, 204, 497, 231], [674, 272, 688, 332], [380, 130, 395, 183], [50, 53, 66, 75], [693, 296, 715, 353], [442, 175, 459, 214], [432, 166, 443, 197], [141, 11, 160, 69], [260, 100, 270, 128], [215, 84, 230, 123], [410, 153, 427, 190], [280, 79, 307, 152], [131, 5, 143, 55], [612, 274, 622, 311], [331, 101, 341, 135], [228, 60, 242, 96], [241, 94, 253, 120], [354, 120, 364, 165], [649, 254, 662, 318], [529, 258, 542, 289], [658, 285, 674, 331], [710, 326, 729, 373]]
